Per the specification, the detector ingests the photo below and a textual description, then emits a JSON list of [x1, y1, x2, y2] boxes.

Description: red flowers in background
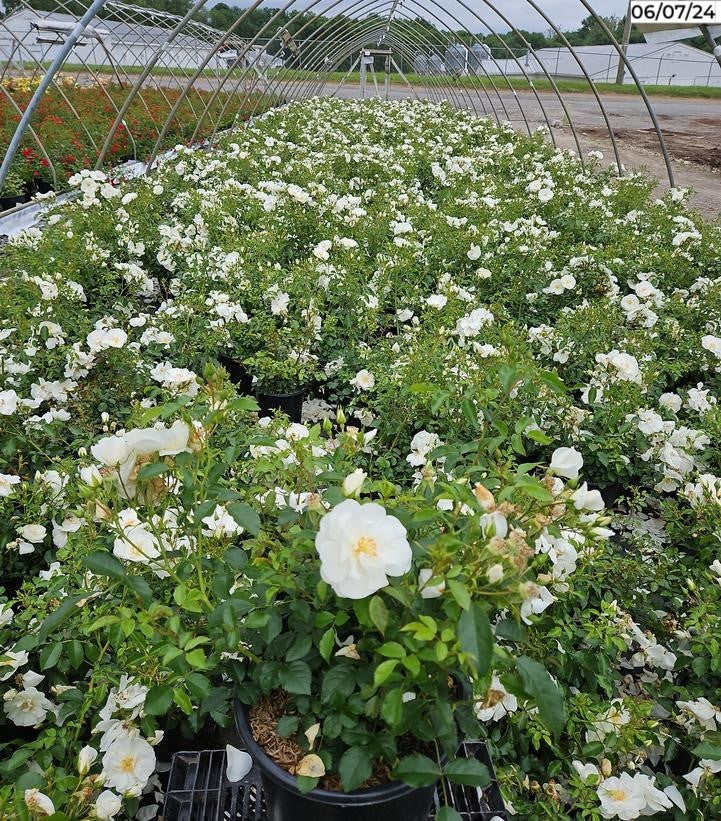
[[1, 82, 268, 194]]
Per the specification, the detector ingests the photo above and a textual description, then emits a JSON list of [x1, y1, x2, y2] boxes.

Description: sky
[[237, 0, 631, 34]]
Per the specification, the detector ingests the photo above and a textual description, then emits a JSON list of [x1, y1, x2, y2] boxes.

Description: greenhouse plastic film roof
[[0, 0, 678, 194]]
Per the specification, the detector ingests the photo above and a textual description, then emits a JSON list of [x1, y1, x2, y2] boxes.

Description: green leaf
[[286, 634, 313, 663], [435, 808, 463, 821], [339, 747, 373, 792], [527, 428, 553, 445], [280, 660, 312, 695], [277, 715, 300, 737], [124, 575, 153, 605], [67, 640, 84, 668], [225, 546, 248, 570], [369, 595, 389, 635], [495, 618, 527, 644], [83, 551, 152, 604], [145, 685, 174, 716], [4, 747, 34, 772], [458, 603, 493, 677], [373, 659, 398, 688], [377, 641, 406, 659], [296, 775, 319, 794], [185, 649, 207, 668], [321, 664, 356, 702], [173, 687, 194, 715], [443, 757, 490, 787], [393, 754, 441, 787], [692, 741, 721, 760], [173, 584, 206, 614], [319, 628, 335, 663], [137, 461, 170, 480], [227, 503, 261, 536], [517, 656, 566, 739], [447, 580, 470, 611], [37, 595, 84, 642], [381, 688, 404, 726], [83, 551, 126, 580], [39, 642, 62, 671], [582, 741, 605, 758]]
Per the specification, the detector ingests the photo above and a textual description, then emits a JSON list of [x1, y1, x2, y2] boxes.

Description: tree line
[[1, 1, 713, 56]]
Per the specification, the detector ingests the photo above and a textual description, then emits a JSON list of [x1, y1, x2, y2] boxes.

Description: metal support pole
[[702, 26, 721, 70], [0, 0, 109, 189]]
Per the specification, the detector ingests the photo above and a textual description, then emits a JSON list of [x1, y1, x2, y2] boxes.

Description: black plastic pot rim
[[233, 699, 427, 804], [257, 387, 306, 400]]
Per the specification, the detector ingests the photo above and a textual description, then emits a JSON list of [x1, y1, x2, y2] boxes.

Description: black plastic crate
[[163, 742, 507, 821]]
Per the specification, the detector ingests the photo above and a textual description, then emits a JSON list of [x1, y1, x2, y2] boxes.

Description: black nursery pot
[[32, 180, 53, 195], [257, 388, 305, 423], [0, 194, 27, 211], [218, 354, 253, 394], [234, 702, 438, 821]]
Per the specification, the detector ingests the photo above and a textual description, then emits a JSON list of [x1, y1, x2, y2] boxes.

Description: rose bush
[[0, 97, 720, 819]]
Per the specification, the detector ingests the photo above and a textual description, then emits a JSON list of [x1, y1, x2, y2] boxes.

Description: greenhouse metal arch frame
[[0, 0, 677, 194]]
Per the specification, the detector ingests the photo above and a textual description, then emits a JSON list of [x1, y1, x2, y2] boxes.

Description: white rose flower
[[597, 773, 646, 819], [418, 568, 445, 598], [571, 482, 605, 512], [24, 789, 55, 816], [486, 564, 504, 584], [676, 697, 720, 730], [80, 465, 103, 486], [407, 430, 442, 466], [4, 686, 54, 726], [102, 736, 156, 793], [91, 436, 129, 467], [520, 583, 556, 624], [572, 761, 600, 782], [658, 393, 681, 413], [342, 468, 367, 498], [0, 649, 29, 680], [313, 240, 332, 260], [315, 500, 412, 599], [0, 603, 14, 627], [350, 369, 375, 391], [467, 244, 481, 261], [0, 472, 21, 497], [78, 745, 99, 774], [113, 519, 161, 564], [475, 675, 518, 722], [201, 505, 243, 539], [19, 524, 46, 543], [105, 328, 128, 348], [701, 335, 721, 358], [0, 389, 18, 415], [95, 790, 122, 820], [426, 294, 447, 309], [550, 447, 584, 480], [538, 188, 554, 203]]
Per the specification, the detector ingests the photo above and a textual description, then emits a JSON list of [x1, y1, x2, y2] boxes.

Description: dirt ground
[[568, 122, 721, 220]]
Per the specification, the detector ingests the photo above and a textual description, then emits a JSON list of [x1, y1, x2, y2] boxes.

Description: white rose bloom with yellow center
[[315, 500, 412, 599], [101, 737, 156, 794]]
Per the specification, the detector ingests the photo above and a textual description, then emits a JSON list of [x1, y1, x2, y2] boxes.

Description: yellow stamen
[[119, 756, 136, 774], [354, 536, 378, 557]]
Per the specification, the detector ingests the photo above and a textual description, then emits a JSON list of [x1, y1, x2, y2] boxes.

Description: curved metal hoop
[[0, 0, 681, 195]]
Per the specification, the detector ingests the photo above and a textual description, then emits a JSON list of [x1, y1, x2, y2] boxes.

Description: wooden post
[[615, 1, 633, 85]]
